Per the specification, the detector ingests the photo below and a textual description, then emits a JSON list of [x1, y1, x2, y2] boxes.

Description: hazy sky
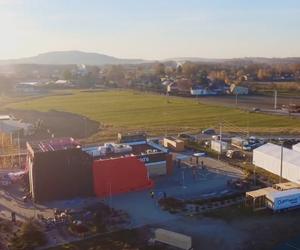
[[0, 0, 300, 60]]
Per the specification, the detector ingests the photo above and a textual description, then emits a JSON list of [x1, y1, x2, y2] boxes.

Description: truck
[[282, 104, 300, 113], [231, 137, 251, 151], [266, 189, 300, 211]]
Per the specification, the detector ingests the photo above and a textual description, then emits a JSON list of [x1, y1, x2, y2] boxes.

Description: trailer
[[266, 189, 300, 211]]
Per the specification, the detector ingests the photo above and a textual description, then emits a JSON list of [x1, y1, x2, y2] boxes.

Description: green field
[[5, 89, 300, 140]]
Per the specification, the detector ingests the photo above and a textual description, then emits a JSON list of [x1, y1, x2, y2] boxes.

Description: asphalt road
[[196, 94, 300, 110]]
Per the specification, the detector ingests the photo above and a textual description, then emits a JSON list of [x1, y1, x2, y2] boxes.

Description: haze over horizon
[[1, 0, 300, 60]]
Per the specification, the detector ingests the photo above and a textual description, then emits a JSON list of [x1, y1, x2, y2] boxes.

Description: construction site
[[1, 112, 300, 249]]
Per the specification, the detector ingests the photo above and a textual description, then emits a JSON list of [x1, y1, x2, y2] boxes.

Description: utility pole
[[18, 130, 21, 168], [219, 122, 222, 159], [253, 165, 256, 186], [274, 90, 278, 110]]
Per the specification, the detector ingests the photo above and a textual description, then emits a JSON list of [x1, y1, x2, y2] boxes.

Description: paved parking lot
[[108, 156, 244, 226]]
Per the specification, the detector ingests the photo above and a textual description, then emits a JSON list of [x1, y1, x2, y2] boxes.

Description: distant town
[[0, 52, 300, 250]]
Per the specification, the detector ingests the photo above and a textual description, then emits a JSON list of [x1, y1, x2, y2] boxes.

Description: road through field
[[194, 94, 300, 110]]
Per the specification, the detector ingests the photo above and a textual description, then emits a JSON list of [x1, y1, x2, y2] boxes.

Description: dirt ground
[[6, 109, 100, 142]]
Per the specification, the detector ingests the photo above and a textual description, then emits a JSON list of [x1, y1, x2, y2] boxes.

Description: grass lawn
[[4, 89, 300, 141]]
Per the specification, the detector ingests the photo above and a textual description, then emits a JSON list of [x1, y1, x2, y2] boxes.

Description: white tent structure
[[253, 143, 300, 184], [293, 142, 300, 153]]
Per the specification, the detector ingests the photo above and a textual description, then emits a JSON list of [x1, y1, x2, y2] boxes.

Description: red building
[[93, 156, 153, 197], [85, 141, 172, 197]]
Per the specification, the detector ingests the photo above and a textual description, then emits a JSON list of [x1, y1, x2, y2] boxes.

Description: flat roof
[[0, 115, 11, 121], [246, 187, 276, 198], [164, 137, 184, 143], [28, 137, 81, 153], [83, 142, 164, 160], [254, 143, 300, 166], [274, 182, 300, 191]]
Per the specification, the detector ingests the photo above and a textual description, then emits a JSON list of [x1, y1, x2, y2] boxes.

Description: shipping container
[[266, 189, 300, 211], [163, 137, 185, 152]]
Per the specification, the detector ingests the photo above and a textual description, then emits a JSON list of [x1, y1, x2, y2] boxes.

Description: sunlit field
[[5, 89, 300, 141]]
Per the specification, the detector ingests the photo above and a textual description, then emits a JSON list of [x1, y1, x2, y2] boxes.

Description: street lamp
[[279, 141, 284, 183]]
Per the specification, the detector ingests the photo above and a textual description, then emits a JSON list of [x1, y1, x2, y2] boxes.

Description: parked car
[[178, 133, 196, 142], [226, 150, 246, 159], [252, 107, 261, 112], [202, 128, 215, 135]]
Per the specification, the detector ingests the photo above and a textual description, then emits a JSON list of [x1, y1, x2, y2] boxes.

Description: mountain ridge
[[1, 51, 300, 65], [0, 50, 147, 66]]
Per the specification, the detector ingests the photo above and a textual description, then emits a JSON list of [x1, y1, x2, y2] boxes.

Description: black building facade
[[27, 138, 93, 202]]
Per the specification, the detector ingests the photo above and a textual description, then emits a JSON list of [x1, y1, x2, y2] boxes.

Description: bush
[[158, 197, 185, 211], [10, 219, 46, 250]]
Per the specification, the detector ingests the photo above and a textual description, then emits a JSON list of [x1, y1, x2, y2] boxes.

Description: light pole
[[279, 141, 283, 183], [274, 90, 278, 110]]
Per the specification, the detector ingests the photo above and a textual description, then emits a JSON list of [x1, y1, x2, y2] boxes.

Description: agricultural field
[[4, 89, 300, 142]]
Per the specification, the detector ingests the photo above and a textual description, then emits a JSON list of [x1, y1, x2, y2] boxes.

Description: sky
[[0, 0, 300, 60]]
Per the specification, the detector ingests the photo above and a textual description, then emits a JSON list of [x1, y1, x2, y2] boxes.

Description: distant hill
[[0, 51, 147, 66], [1, 51, 300, 66]]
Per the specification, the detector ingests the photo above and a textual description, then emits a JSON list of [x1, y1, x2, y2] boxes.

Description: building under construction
[[27, 137, 173, 202], [27, 138, 93, 202]]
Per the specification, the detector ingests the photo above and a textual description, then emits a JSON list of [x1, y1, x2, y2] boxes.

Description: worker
[[150, 191, 155, 199], [192, 167, 197, 180], [11, 211, 16, 223], [163, 191, 167, 199]]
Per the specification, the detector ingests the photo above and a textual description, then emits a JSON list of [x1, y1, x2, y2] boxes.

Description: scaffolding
[[0, 132, 25, 169]]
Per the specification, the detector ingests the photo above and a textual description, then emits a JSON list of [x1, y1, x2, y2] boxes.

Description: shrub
[[10, 219, 46, 250]]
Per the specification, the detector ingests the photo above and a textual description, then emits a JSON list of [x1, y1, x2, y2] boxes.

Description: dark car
[[178, 133, 196, 142], [201, 128, 215, 135]]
